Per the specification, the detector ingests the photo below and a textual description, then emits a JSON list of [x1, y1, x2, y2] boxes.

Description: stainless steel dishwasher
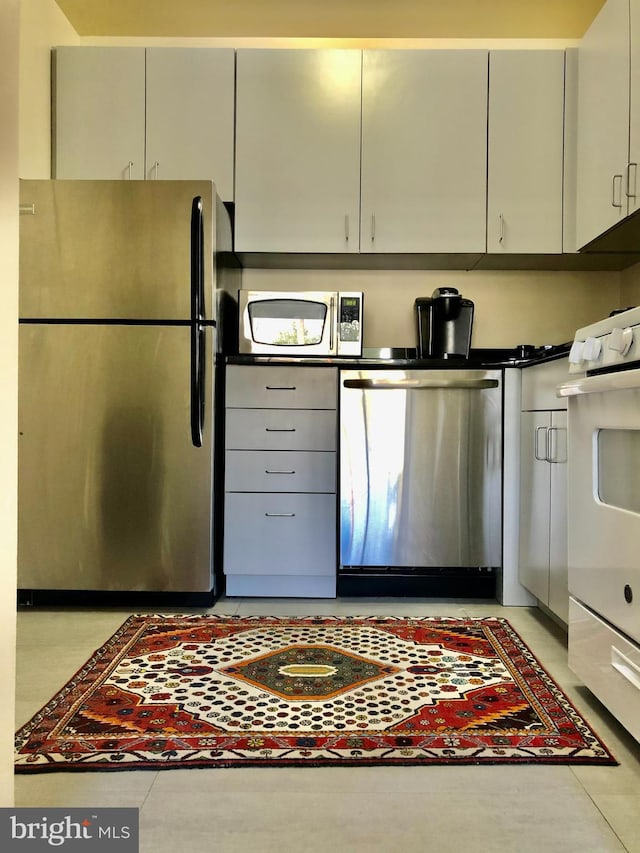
[[339, 369, 502, 596]]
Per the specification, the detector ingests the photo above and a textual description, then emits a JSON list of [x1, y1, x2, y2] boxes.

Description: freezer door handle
[[190, 323, 205, 448], [343, 377, 499, 390], [191, 196, 204, 322]]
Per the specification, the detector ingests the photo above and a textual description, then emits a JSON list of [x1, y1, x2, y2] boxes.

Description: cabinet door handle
[[371, 213, 376, 243], [535, 426, 548, 461], [265, 512, 296, 517], [498, 213, 504, 244], [152, 160, 159, 180], [265, 385, 296, 391], [612, 174, 624, 208], [265, 470, 295, 475], [265, 427, 295, 432], [627, 162, 638, 200], [127, 161, 134, 180], [344, 214, 350, 242], [547, 426, 567, 464]]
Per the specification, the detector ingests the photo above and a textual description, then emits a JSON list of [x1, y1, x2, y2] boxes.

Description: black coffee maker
[[415, 287, 474, 359]]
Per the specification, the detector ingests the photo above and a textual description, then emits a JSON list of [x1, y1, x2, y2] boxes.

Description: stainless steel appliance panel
[[18, 323, 215, 591], [340, 370, 502, 568], [19, 180, 217, 321]]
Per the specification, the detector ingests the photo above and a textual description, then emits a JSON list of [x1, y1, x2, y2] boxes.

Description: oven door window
[[248, 299, 327, 347], [597, 428, 640, 513]]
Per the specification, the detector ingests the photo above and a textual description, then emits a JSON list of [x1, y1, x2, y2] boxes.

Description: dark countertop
[[225, 343, 571, 370]]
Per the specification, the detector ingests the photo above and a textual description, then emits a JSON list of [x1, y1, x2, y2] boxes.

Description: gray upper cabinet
[[53, 47, 146, 180], [576, 0, 631, 249], [487, 50, 566, 254], [144, 48, 234, 198], [360, 50, 488, 254], [53, 46, 235, 200], [234, 49, 362, 253]]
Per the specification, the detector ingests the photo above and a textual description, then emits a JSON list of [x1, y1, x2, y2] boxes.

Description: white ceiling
[[53, 0, 607, 39]]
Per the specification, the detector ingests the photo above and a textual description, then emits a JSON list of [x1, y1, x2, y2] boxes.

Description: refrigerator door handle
[[191, 196, 204, 322], [190, 323, 205, 448]]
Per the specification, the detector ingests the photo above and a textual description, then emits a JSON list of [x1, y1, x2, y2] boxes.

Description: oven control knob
[[608, 326, 634, 356], [582, 336, 602, 361], [568, 340, 584, 364]]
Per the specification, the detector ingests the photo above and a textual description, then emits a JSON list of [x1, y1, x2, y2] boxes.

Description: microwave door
[[240, 293, 336, 355]]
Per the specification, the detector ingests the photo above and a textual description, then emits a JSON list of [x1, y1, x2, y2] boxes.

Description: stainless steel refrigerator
[[18, 180, 239, 601]]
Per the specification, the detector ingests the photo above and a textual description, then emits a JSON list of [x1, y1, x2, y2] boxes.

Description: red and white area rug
[[15, 615, 616, 771]]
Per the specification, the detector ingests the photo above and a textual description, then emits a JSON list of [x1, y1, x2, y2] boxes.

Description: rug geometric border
[[15, 615, 617, 772]]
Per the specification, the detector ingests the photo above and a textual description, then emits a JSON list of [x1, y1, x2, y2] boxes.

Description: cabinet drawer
[[226, 449, 336, 493], [569, 597, 640, 742], [225, 409, 336, 451], [226, 365, 337, 409], [223, 492, 336, 576], [521, 357, 569, 411]]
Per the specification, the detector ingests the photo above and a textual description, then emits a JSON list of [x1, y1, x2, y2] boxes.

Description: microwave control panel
[[338, 294, 362, 348]]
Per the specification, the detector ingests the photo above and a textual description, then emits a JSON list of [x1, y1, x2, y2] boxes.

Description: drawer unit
[[224, 493, 336, 575], [225, 409, 336, 451], [226, 365, 337, 409], [225, 450, 336, 493], [569, 596, 640, 743], [223, 364, 338, 597]]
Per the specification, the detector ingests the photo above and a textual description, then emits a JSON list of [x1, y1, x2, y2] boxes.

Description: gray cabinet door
[[145, 48, 235, 199], [223, 493, 336, 576], [53, 47, 146, 179], [235, 49, 361, 253], [519, 411, 552, 602], [488, 50, 565, 253], [361, 49, 488, 253]]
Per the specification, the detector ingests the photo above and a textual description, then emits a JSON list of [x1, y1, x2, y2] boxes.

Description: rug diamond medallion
[[221, 644, 401, 700], [14, 615, 617, 772]]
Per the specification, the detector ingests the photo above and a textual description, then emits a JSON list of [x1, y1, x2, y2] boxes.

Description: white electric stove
[[558, 305, 640, 743]]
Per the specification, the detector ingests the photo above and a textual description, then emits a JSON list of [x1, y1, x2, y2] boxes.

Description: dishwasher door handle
[[343, 377, 499, 390]]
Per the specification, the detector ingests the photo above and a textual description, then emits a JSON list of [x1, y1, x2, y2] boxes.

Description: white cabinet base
[[225, 574, 335, 598]]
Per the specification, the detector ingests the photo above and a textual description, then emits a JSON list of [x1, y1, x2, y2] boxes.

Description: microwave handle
[[329, 296, 336, 352]]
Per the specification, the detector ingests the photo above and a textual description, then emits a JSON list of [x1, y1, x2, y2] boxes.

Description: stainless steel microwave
[[238, 290, 363, 356]]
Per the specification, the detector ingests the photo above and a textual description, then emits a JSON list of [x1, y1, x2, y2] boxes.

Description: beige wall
[[242, 267, 622, 349], [620, 261, 640, 308], [1, 0, 20, 807], [19, 0, 79, 178]]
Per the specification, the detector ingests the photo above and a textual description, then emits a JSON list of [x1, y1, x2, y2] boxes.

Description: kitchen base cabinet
[[223, 365, 338, 597], [519, 358, 569, 623], [224, 493, 336, 598]]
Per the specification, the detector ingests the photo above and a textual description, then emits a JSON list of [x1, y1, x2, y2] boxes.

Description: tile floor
[[14, 597, 640, 853]]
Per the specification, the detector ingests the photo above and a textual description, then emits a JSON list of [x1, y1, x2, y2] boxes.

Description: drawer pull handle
[[265, 470, 295, 475], [265, 427, 295, 432], [611, 646, 640, 691], [265, 512, 296, 517], [265, 386, 296, 391]]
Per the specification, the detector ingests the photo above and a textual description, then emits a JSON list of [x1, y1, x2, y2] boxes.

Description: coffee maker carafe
[[415, 287, 474, 359]]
